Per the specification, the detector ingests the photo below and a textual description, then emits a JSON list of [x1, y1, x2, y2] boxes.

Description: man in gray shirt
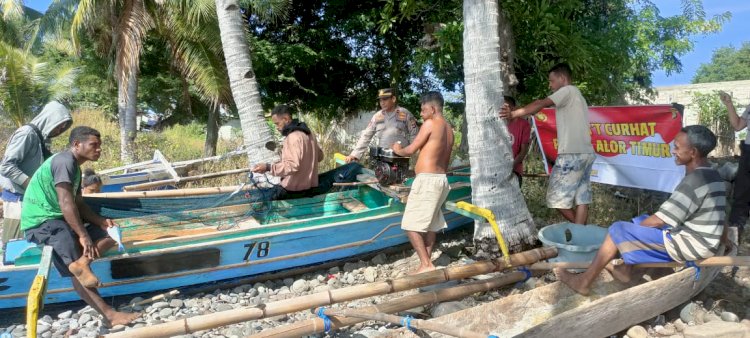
[[345, 88, 419, 163], [0, 101, 72, 250], [501, 63, 595, 224], [720, 91, 749, 240]]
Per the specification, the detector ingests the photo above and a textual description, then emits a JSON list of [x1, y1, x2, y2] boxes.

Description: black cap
[[377, 88, 395, 99]]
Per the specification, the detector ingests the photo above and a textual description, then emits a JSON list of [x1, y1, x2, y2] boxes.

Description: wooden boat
[[0, 177, 472, 309], [384, 243, 736, 338]]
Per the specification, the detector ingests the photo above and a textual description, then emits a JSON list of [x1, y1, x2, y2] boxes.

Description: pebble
[[170, 299, 184, 309], [152, 301, 169, 309], [78, 313, 92, 325], [674, 319, 687, 332], [371, 253, 387, 265], [363, 267, 377, 282], [720, 311, 739, 322], [57, 310, 73, 320], [291, 280, 309, 293], [626, 325, 648, 338], [159, 308, 174, 318]]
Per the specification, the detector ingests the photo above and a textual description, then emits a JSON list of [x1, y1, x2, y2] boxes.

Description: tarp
[[532, 104, 684, 192]]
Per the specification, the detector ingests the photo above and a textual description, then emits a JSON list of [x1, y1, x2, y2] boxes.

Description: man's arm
[[639, 214, 666, 228], [393, 120, 432, 157], [514, 121, 532, 166], [505, 98, 555, 119], [56, 183, 99, 258], [404, 109, 419, 144], [347, 116, 379, 161], [720, 92, 748, 131], [514, 143, 530, 166], [0, 131, 37, 188], [76, 194, 110, 230]]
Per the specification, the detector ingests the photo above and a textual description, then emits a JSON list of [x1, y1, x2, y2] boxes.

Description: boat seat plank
[[126, 223, 217, 244], [342, 200, 368, 212]]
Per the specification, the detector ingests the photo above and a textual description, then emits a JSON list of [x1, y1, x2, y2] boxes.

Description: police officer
[[345, 88, 419, 163]]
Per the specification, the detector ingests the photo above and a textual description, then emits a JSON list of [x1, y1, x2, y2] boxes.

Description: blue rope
[[685, 261, 701, 281], [316, 307, 332, 332], [487, 336, 500, 338], [401, 315, 415, 332], [514, 267, 533, 288]]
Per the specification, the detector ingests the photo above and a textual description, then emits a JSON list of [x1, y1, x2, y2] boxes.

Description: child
[[82, 168, 102, 194]]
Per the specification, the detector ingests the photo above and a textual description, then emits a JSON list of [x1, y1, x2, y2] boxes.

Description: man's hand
[[392, 142, 403, 154], [79, 235, 99, 259], [251, 163, 269, 174], [345, 155, 358, 163], [719, 91, 732, 106], [499, 103, 512, 119], [100, 218, 116, 230]]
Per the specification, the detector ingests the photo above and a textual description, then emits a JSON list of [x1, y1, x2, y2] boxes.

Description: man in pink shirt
[[501, 96, 532, 187], [252, 105, 323, 199]]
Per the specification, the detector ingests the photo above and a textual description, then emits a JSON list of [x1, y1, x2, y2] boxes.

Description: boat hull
[[0, 189, 472, 309]]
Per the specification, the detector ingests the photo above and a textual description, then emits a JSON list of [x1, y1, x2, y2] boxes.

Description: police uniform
[[349, 106, 419, 160]]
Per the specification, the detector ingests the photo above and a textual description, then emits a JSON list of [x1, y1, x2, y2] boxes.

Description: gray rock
[[37, 324, 51, 335], [371, 253, 387, 265], [159, 308, 174, 318], [343, 262, 358, 272], [363, 267, 377, 283], [328, 266, 340, 274], [703, 312, 721, 323], [674, 319, 687, 332], [430, 302, 469, 318], [110, 325, 126, 332], [308, 279, 321, 288], [626, 325, 648, 338], [683, 321, 747, 338], [245, 288, 259, 298], [233, 286, 245, 294], [57, 310, 73, 320], [215, 304, 234, 312], [41, 331, 52, 338], [720, 311, 739, 322], [78, 313, 92, 325], [681, 302, 706, 324], [170, 299, 184, 309], [283, 278, 294, 287], [68, 320, 79, 330], [345, 273, 356, 284], [152, 301, 169, 309], [655, 323, 676, 336], [434, 253, 451, 267]]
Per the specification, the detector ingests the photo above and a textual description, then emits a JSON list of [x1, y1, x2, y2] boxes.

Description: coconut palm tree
[[0, 1, 78, 126], [462, 0, 535, 253], [214, 0, 290, 164]]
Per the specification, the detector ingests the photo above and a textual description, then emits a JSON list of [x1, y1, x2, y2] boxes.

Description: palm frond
[[46, 63, 80, 100], [1, 0, 24, 22], [241, 0, 291, 24], [114, 0, 154, 88], [70, 0, 101, 51]]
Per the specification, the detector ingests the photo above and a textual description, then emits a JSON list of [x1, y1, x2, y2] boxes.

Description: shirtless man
[[393, 91, 454, 274]]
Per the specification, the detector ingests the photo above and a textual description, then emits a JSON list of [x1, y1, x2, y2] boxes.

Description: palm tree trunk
[[462, 0, 536, 253], [214, 0, 276, 164], [118, 69, 138, 163], [204, 104, 220, 157]]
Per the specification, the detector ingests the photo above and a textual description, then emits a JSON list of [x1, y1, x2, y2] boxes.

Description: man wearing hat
[[345, 88, 419, 163]]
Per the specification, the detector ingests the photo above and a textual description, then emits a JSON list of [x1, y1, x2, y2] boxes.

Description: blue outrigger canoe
[[0, 177, 472, 309]]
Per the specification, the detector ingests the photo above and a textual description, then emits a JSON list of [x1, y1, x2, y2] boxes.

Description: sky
[[22, 0, 750, 87]]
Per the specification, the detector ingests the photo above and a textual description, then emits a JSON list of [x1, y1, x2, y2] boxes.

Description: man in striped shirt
[[556, 125, 726, 295]]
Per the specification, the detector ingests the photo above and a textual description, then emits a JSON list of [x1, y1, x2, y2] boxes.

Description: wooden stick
[[104, 247, 556, 338], [123, 167, 253, 191], [252, 271, 530, 338], [324, 309, 487, 338], [87, 185, 251, 199], [332, 180, 380, 186], [120, 290, 180, 310], [529, 255, 750, 270]]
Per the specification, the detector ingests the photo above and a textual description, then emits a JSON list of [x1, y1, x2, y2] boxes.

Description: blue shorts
[[609, 221, 673, 264]]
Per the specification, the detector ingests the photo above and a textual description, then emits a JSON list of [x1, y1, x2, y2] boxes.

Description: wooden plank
[[26, 246, 53, 338], [153, 150, 181, 182], [342, 200, 368, 212]]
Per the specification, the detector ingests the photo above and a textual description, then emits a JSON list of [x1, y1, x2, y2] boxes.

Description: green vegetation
[[693, 42, 750, 83]]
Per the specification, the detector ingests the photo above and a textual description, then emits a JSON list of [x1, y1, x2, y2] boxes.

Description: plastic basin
[[538, 222, 608, 263]]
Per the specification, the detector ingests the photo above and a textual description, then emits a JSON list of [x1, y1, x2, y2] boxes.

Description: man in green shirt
[[22, 126, 140, 327]]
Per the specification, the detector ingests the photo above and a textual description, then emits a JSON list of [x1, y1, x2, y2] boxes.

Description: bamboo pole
[[529, 255, 750, 270], [120, 290, 180, 310], [87, 185, 251, 199], [103, 247, 556, 338], [123, 167, 253, 191], [332, 180, 380, 186], [252, 271, 529, 338], [323, 309, 488, 338]]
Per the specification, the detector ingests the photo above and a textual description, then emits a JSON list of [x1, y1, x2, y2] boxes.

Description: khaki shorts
[[547, 153, 595, 209], [1, 200, 22, 246], [402, 174, 450, 232]]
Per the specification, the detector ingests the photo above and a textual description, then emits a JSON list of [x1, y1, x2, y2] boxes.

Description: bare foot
[[553, 267, 591, 295], [604, 263, 632, 283], [68, 259, 100, 288], [105, 311, 142, 327], [408, 265, 436, 275]]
